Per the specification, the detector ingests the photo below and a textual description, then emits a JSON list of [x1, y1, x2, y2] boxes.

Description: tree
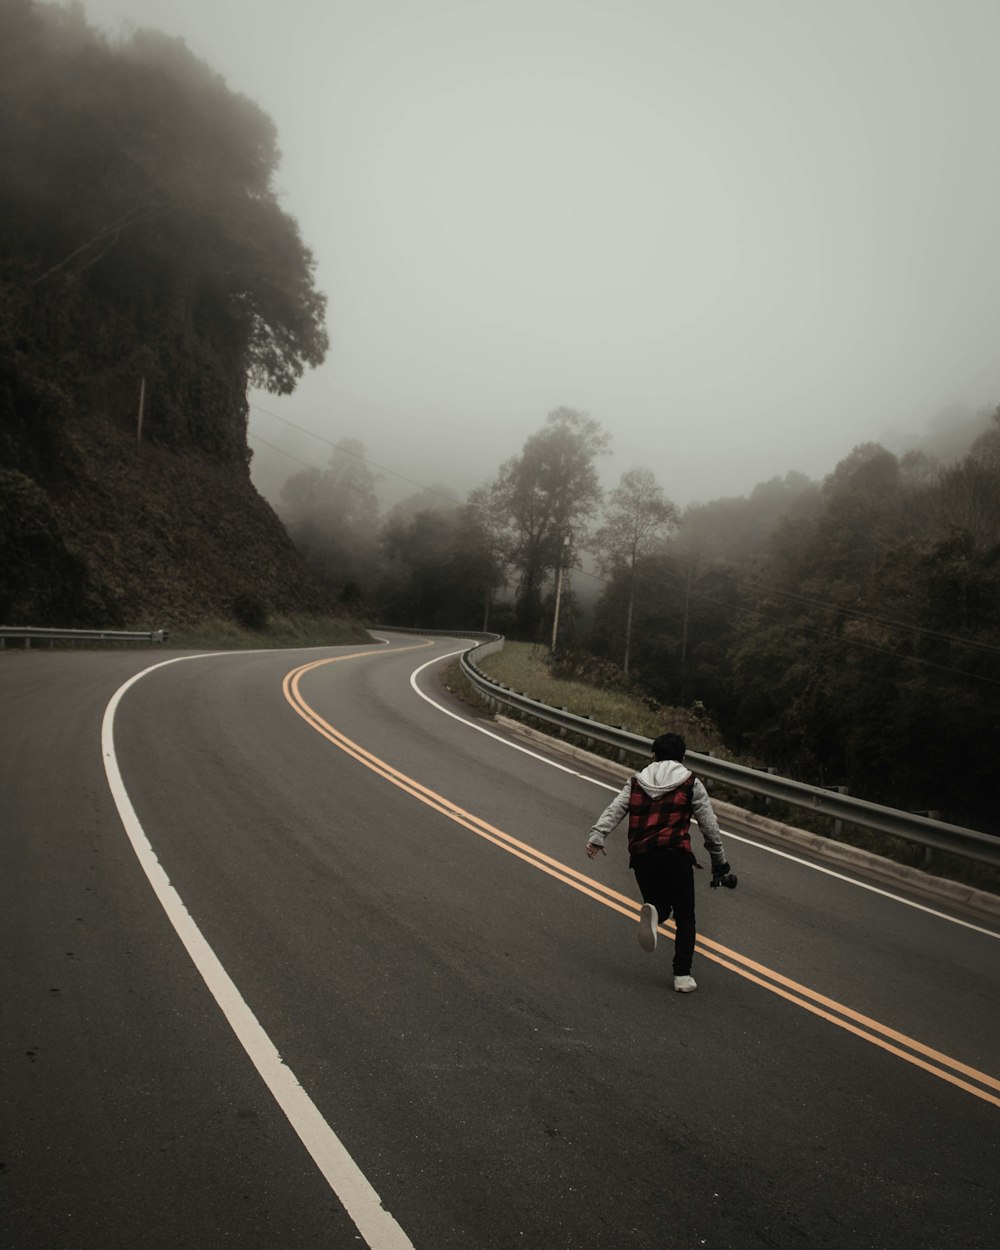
[[0, 2, 328, 460], [926, 410, 1000, 548], [495, 407, 609, 640], [719, 437, 1000, 828], [384, 483, 460, 526], [673, 472, 819, 568], [279, 440, 381, 597], [465, 479, 512, 631], [378, 508, 458, 627], [592, 467, 677, 675]]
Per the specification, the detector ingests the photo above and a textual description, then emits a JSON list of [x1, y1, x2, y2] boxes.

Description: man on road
[[586, 732, 736, 992]]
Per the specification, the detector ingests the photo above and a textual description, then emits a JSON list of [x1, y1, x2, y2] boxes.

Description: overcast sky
[[76, 0, 1000, 506]]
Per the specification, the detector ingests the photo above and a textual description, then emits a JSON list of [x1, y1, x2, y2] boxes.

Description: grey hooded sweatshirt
[[587, 759, 727, 866]]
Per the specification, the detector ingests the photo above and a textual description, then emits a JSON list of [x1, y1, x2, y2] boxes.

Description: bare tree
[[593, 467, 677, 675], [466, 478, 511, 631], [279, 439, 381, 595]]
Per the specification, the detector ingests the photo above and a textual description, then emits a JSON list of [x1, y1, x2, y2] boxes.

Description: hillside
[[0, 396, 338, 629]]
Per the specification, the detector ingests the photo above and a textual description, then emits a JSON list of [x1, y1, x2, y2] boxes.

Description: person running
[[585, 732, 736, 992]]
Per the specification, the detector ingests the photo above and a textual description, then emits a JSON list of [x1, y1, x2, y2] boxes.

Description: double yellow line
[[283, 650, 1000, 1111]]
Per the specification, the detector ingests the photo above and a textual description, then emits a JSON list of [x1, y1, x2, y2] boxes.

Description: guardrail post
[[585, 714, 595, 751], [831, 785, 849, 837], [765, 766, 777, 811], [911, 812, 940, 868], [618, 727, 627, 764]]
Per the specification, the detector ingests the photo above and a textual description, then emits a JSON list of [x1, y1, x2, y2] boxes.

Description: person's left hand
[[586, 842, 606, 859]]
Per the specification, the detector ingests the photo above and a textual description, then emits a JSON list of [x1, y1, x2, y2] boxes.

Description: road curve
[[2, 635, 998, 1249]]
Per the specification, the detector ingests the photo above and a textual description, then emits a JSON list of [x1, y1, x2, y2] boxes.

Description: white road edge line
[[408, 647, 1000, 941], [102, 653, 415, 1250], [401, 645, 612, 786]]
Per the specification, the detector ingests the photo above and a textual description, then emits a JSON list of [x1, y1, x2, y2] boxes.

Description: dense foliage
[[0, 1, 327, 416], [591, 428, 1000, 832]]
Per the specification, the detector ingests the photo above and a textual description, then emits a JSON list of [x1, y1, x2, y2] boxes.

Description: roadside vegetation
[[167, 613, 370, 650], [468, 641, 726, 750]]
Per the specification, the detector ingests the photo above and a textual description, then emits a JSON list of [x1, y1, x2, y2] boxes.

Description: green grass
[[166, 613, 372, 650], [472, 641, 725, 751]]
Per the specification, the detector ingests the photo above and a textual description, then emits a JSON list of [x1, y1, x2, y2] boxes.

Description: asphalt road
[[2, 634, 998, 1249]]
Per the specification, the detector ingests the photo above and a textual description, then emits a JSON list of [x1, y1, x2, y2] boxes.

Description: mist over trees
[[273, 407, 610, 633], [592, 468, 678, 676], [277, 407, 999, 832], [280, 440, 380, 602]]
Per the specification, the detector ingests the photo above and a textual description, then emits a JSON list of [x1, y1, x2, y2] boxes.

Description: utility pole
[[680, 562, 693, 692], [136, 376, 146, 445], [482, 533, 495, 633], [623, 563, 636, 678], [550, 533, 570, 652]]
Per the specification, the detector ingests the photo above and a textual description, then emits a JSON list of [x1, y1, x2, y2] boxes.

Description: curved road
[[2, 635, 998, 1248]]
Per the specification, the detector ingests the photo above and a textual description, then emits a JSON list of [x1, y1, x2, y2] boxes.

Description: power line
[[722, 569, 1000, 656], [247, 430, 318, 472], [580, 526, 998, 657], [571, 562, 1000, 687], [622, 556, 1000, 658], [248, 401, 462, 506]]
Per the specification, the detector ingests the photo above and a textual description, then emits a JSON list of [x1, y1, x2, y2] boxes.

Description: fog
[[77, 0, 1000, 506]]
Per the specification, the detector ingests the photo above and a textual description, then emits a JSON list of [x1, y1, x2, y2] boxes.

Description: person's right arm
[[585, 780, 631, 856]]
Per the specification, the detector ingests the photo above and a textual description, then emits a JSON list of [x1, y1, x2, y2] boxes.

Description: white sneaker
[[638, 903, 658, 953], [673, 975, 697, 993]]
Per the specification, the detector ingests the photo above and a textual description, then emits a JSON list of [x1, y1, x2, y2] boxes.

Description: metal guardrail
[[0, 626, 168, 648], [371, 625, 502, 643], [456, 637, 1000, 870]]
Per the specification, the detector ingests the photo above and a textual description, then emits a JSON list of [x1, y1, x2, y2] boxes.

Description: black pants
[[632, 850, 696, 976]]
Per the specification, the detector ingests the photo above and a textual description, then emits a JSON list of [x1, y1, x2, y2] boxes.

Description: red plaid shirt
[[627, 775, 695, 859]]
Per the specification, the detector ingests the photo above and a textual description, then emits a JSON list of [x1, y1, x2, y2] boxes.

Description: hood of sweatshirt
[[634, 759, 692, 798]]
